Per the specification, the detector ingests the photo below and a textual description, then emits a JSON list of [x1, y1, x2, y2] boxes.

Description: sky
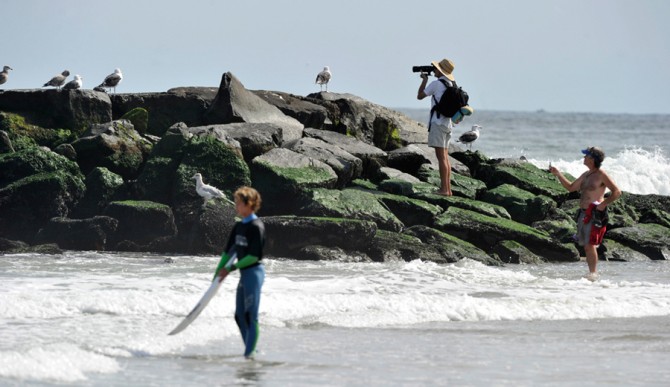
[[2, 0, 669, 114]]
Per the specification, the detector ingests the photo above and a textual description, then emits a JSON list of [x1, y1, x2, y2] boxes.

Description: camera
[[412, 65, 434, 73]]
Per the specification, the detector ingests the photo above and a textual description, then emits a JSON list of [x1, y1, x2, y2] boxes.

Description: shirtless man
[[549, 147, 621, 279]]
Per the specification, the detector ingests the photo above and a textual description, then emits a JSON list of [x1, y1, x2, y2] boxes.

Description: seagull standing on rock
[[43, 70, 70, 89], [315, 66, 331, 91], [193, 173, 229, 206], [97, 68, 123, 93], [457, 125, 482, 151], [0, 66, 13, 86], [62, 74, 83, 90]]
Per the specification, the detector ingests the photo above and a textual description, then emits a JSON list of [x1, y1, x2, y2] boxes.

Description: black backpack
[[431, 79, 469, 119]]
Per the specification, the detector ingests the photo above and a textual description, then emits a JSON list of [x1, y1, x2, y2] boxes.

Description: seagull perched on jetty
[[62, 74, 83, 90], [315, 66, 331, 91], [457, 125, 482, 151], [0, 66, 13, 86], [97, 68, 123, 93], [192, 173, 231, 206], [43, 70, 70, 89]]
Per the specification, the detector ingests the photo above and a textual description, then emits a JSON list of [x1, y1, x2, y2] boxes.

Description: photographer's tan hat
[[431, 58, 455, 81]]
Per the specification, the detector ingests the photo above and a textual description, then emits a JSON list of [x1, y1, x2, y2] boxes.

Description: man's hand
[[420, 73, 429, 80], [216, 267, 230, 281]]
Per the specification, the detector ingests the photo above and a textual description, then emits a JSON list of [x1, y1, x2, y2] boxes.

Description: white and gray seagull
[[0, 66, 13, 86], [97, 68, 123, 93], [62, 74, 83, 90], [192, 173, 231, 206], [457, 124, 482, 151], [315, 66, 331, 92], [43, 70, 70, 89]]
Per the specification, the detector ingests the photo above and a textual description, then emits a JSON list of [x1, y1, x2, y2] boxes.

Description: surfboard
[[168, 277, 224, 335]]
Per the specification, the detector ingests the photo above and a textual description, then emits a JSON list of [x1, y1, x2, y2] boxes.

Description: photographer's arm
[[417, 73, 428, 100]]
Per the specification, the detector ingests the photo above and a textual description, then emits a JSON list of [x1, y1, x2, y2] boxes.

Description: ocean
[[1, 110, 670, 386]]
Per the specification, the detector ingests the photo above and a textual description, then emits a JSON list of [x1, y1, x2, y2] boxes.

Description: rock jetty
[[1, 72, 668, 265]]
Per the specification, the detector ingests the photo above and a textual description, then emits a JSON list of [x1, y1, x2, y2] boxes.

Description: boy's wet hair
[[234, 186, 262, 212]]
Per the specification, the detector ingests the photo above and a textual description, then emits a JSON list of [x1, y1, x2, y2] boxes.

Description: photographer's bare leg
[[435, 147, 452, 196]]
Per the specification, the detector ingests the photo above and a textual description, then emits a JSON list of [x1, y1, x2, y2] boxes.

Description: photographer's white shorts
[[428, 123, 452, 148]]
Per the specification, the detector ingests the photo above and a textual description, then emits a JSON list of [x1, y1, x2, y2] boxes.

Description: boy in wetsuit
[[214, 186, 265, 358], [549, 147, 621, 280]]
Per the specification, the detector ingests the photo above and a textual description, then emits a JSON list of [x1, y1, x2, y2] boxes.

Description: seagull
[[97, 68, 123, 93], [62, 74, 83, 90], [192, 173, 231, 206], [457, 125, 482, 151], [43, 70, 70, 89], [0, 66, 12, 86], [315, 66, 331, 91]]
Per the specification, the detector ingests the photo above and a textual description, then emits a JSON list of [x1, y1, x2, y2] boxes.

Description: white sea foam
[[0, 344, 119, 383], [530, 147, 670, 195], [1, 254, 670, 383]]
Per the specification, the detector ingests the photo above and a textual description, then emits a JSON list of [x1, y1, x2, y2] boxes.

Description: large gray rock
[[481, 184, 556, 225], [298, 188, 404, 232], [34, 216, 119, 250], [263, 216, 378, 257], [366, 229, 446, 263], [0, 89, 111, 132], [203, 72, 304, 142], [306, 92, 426, 149], [103, 200, 177, 249], [403, 225, 501, 265], [605, 223, 670, 260], [253, 90, 330, 129], [250, 148, 338, 215], [110, 87, 218, 136], [284, 137, 363, 188], [189, 122, 283, 163], [0, 147, 85, 241], [71, 119, 153, 179], [434, 206, 579, 262], [72, 167, 125, 218], [303, 127, 387, 178]]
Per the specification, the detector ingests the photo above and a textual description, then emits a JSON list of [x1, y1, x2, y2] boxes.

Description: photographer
[[417, 58, 457, 196]]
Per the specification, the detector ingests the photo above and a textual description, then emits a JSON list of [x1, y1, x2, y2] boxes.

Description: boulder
[[203, 73, 303, 142], [284, 137, 362, 188], [0, 89, 111, 132], [263, 216, 377, 257], [72, 167, 125, 218], [298, 188, 404, 232], [598, 239, 654, 262], [103, 200, 177, 249], [0, 129, 14, 153], [189, 122, 282, 163], [416, 164, 487, 199], [387, 144, 431, 176], [479, 159, 571, 202], [491, 240, 544, 264], [294, 245, 372, 262], [119, 107, 149, 134], [0, 112, 76, 150], [605, 223, 670, 260], [34, 216, 119, 250], [176, 201, 238, 255], [481, 184, 556, 225], [110, 88, 218, 136], [411, 144, 471, 176], [374, 167, 422, 184], [303, 127, 387, 178], [434, 206, 579, 262], [0, 147, 85, 241], [71, 119, 153, 179], [253, 90, 330, 129], [413, 193, 512, 220], [306, 92, 426, 149], [250, 148, 338, 215], [366, 229, 446, 263], [373, 192, 443, 227], [403, 225, 501, 266]]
